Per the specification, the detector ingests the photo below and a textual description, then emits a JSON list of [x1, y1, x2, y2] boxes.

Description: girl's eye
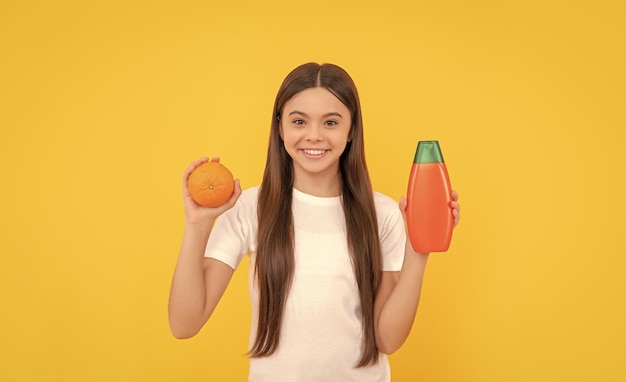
[[293, 119, 305, 126], [325, 120, 338, 127]]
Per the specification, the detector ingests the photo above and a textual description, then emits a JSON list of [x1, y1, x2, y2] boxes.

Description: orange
[[187, 161, 235, 207]]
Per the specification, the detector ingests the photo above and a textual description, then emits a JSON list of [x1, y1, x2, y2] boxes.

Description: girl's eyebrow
[[288, 111, 343, 118]]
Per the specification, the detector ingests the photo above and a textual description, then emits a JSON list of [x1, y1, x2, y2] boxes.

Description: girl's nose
[[305, 125, 322, 141]]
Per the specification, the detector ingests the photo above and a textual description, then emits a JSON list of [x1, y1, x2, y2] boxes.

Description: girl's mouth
[[301, 149, 328, 158]]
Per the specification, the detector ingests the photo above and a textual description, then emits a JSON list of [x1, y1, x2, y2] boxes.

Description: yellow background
[[1, 0, 624, 381]]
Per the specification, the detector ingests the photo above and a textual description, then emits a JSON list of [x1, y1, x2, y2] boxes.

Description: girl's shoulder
[[372, 191, 404, 245], [241, 185, 261, 199], [232, 185, 260, 211], [372, 191, 399, 212]]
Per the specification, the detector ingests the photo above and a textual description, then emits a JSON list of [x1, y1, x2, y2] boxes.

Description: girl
[[169, 62, 461, 381]]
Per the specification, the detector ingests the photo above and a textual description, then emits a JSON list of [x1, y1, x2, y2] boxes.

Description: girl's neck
[[293, 170, 343, 197]]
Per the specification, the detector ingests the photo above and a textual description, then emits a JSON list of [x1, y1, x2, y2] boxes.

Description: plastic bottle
[[406, 140, 453, 253]]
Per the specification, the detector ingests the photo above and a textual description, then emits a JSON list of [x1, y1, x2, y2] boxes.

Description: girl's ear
[[278, 116, 284, 139]]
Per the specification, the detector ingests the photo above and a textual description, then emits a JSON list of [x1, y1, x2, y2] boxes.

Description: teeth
[[304, 150, 325, 155]]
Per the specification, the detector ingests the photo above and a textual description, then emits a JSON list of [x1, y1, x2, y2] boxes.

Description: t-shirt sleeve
[[204, 187, 258, 270], [377, 194, 406, 272]]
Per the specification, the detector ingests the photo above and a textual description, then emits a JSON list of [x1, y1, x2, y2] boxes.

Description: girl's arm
[[373, 248, 428, 354], [374, 191, 460, 354], [168, 157, 242, 339]]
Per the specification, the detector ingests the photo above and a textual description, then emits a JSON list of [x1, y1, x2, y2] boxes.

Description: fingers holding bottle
[[450, 190, 461, 227]]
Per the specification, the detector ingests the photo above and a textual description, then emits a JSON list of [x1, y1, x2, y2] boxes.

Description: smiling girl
[[168, 62, 461, 381]]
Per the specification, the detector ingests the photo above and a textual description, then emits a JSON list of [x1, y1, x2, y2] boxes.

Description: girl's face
[[279, 87, 352, 187]]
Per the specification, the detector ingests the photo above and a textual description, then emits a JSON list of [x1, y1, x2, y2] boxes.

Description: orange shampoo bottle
[[406, 140, 454, 253]]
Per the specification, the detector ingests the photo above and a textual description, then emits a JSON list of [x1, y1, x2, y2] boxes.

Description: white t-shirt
[[205, 186, 406, 382]]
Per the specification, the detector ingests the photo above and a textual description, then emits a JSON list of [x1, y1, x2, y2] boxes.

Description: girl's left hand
[[451, 190, 461, 227]]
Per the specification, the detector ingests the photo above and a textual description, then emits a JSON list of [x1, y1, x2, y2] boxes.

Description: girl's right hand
[[182, 157, 242, 224]]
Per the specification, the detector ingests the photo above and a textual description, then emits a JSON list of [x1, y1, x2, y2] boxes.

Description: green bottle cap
[[413, 140, 444, 163]]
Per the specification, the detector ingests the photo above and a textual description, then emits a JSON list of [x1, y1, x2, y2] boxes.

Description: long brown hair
[[251, 62, 383, 367]]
